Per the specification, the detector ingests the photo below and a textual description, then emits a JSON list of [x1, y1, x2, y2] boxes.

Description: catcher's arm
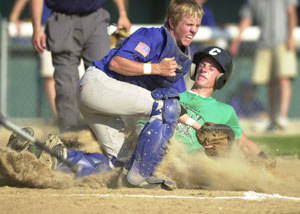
[[109, 56, 177, 77]]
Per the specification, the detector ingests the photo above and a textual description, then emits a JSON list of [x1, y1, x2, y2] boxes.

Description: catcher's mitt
[[110, 28, 130, 49], [196, 122, 235, 157]]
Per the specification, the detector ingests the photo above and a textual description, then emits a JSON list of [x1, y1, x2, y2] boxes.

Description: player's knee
[[162, 98, 181, 126], [151, 87, 180, 100]]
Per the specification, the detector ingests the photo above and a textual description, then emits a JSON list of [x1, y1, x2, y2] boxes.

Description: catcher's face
[[169, 14, 201, 47], [195, 0, 207, 5], [195, 57, 222, 89]]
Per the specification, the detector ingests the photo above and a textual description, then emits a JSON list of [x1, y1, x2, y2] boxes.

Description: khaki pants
[[252, 44, 297, 84]]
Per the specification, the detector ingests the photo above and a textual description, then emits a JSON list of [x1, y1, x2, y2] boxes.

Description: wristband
[[143, 63, 152, 75], [186, 118, 196, 127]]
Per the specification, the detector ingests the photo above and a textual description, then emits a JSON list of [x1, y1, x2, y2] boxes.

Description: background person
[[30, 0, 131, 132], [229, 0, 298, 131]]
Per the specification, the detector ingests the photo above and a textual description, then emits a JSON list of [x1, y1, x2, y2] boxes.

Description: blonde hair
[[164, 0, 204, 29]]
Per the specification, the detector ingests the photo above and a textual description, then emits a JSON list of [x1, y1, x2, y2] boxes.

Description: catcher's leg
[[57, 150, 119, 176], [77, 68, 155, 172], [126, 88, 181, 186], [80, 111, 127, 159], [79, 110, 133, 175]]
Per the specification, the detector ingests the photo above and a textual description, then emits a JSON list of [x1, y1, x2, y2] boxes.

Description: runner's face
[[195, 57, 222, 89], [172, 15, 200, 47]]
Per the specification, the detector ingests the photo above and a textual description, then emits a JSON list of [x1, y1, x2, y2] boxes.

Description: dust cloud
[[0, 128, 300, 195], [156, 139, 300, 194], [0, 147, 74, 189]]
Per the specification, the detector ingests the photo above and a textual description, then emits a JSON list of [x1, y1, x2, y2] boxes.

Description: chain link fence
[[0, 22, 50, 119]]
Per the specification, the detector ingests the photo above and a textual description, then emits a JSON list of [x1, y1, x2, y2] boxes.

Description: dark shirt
[[201, 6, 216, 27], [45, 0, 106, 14], [41, 3, 51, 24]]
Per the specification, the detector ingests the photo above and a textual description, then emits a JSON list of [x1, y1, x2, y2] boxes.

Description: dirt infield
[[1, 125, 300, 214]]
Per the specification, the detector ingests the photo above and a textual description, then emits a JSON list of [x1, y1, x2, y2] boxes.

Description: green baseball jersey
[[175, 90, 242, 153]]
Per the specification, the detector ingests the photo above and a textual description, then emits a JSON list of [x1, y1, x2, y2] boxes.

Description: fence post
[[0, 19, 8, 116]]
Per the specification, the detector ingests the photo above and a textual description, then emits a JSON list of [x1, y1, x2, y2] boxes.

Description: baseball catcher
[[196, 122, 235, 157]]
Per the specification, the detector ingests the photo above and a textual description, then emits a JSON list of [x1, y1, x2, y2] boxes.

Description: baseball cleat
[[126, 160, 146, 185], [38, 134, 68, 170], [146, 176, 177, 190], [7, 127, 35, 152]]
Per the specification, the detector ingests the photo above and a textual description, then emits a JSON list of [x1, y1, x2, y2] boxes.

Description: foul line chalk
[[52, 191, 300, 201]]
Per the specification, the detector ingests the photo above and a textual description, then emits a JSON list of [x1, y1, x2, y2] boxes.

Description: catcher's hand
[[110, 28, 130, 49], [196, 122, 235, 157]]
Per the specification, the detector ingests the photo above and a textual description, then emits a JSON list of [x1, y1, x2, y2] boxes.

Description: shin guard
[[127, 94, 180, 185]]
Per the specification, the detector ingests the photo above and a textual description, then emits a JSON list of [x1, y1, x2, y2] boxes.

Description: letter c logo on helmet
[[191, 46, 233, 90], [209, 48, 222, 56]]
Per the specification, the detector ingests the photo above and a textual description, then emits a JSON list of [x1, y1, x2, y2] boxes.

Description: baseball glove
[[110, 28, 130, 49], [196, 122, 235, 157]]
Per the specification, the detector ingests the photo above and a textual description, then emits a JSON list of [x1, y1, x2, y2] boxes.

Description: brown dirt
[[0, 126, 300, 214]]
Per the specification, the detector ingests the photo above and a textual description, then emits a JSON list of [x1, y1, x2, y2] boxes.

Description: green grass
[[249, 135, 300, 158]]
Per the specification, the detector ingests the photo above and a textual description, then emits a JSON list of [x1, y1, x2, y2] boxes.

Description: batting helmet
[[191, 46, 233, 90]]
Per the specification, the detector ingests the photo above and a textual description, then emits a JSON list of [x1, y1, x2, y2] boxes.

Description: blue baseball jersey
[[93, 27, 192, 92]]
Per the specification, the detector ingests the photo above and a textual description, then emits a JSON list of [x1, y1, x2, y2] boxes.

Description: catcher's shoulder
[[132, 27, 166, 44], [135, 26, 164, 35]]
